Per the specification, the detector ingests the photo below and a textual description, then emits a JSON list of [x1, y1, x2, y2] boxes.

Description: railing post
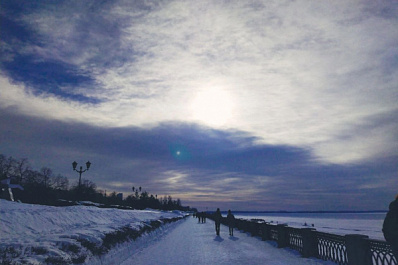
[[243, 220, 249, 232], [251, 222, 260, 237], [277, 224, 289, 248], [236, 219, 242, 230], [255, 222, 260, 236], [249, 221, 256, 236], [238, 219, 245, 231], [261, 223, 270, 241], [345, 234, 372, 265], [302, 228, 318, 258]]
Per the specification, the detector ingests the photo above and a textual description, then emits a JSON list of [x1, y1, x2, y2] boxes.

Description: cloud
[[1, 108, 396, 210], [0, 0, 397, 210], [2, 0, 397, 164]]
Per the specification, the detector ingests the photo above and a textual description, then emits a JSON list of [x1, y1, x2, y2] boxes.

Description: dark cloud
[[1, 54, 99, 103], [1, 109, 396, 210], [0, 2, 101, 102], [1, 0, 397, 211], [0, 14, 34, 43], [0, 0, 139, 102]]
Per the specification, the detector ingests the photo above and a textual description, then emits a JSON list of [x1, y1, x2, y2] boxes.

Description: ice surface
[[234, 212, 386, 240]]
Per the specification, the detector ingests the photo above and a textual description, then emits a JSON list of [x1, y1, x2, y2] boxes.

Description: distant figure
[[214, 208, 222, 236], [227, 210, 235, 236], [201, 212, 206, 223], [383, 194, 398, 260], [197, 212, 202, 223]]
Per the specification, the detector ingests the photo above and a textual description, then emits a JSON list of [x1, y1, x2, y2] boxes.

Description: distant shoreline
[[215, 210, 387, 214]]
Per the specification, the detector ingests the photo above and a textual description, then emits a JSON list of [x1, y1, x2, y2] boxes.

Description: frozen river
[[234, 212, 387, 240]]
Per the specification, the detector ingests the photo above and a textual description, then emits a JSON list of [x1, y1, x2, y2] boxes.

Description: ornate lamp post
[[72, 161, 91, 198]]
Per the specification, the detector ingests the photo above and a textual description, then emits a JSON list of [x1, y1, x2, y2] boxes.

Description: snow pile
[[0, 199, 186, 264]]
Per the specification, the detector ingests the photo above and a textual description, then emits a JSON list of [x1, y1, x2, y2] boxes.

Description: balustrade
[[204, 214, 396, 265]]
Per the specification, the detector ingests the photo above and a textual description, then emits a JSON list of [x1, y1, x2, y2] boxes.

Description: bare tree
[[40, 167, 53, 188], [24, 169, 41, 184], [140, 191, 149, 200], [0, 155, 16, 179], [82, 179, 96, 190], [49, 174, 69, 190], [14, 158, 31, 183]]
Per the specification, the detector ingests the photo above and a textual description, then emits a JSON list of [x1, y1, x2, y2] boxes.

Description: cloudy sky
[[1, 0, 397, 211]]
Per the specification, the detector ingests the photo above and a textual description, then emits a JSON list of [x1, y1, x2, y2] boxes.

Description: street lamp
[[72, 161, 91, 198]]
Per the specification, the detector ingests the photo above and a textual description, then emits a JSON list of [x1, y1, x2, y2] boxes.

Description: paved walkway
[[117, 217, 334, 265]]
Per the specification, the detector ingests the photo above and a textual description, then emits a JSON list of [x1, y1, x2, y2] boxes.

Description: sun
[[190, 87, 235, 127]]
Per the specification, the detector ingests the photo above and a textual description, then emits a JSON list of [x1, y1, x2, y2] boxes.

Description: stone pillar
[[301, 228, 318, 258], [261, 223, 270, 241], [277, 224, 289, 248], [249, 222, 254, 234], [236, 219, 242, 230], [251, 222, 260, 236], [238, 219, 245, 231], [243, 220, 250, 232], [345, 234, 372, 265]]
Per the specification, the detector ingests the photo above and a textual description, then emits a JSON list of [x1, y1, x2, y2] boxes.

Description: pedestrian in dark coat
[[383, 195, 398, 260], [227, 210, 235, 236], [214, 208, 222, 236], [197, 212, 202, 223]]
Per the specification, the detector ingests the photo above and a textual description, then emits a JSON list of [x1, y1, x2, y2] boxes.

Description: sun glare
[[190, 87, 235, 127]]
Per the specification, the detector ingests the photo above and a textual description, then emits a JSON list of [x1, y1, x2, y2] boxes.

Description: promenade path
[[118, 216, 334, 265]]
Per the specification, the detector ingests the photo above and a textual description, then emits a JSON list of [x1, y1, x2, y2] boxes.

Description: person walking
[[197, 212, 202, 223], [383, 194, 398, 261], [227, 210, 235, 236], [214, 208, 222, 236]]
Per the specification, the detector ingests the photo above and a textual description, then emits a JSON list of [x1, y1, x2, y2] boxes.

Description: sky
[[0, 0, 397, 211]]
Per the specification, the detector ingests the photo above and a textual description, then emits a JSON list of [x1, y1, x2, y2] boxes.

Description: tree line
[[0, 154, 193, 211]]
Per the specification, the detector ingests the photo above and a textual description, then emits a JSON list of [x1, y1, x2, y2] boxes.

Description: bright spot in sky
[[176, 151, 181, 156], [190, 87, 235, 127]]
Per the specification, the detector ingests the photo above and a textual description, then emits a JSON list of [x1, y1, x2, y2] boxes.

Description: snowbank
[[0, 199, 186, 264]]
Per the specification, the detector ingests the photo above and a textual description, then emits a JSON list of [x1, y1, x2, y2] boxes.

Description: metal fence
[[207, 215, 396, 265], [269, 226, 278, 241], [369, 240, 397, 265], [317, 232, 347, 265], [287, 227, 303, 253]]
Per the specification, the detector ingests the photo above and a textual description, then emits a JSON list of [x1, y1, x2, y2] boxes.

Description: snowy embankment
[[0, 199, 187, 264]]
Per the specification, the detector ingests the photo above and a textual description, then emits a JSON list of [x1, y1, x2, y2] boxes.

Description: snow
[[234, 212, 386, 240], [88, 217, 335, 265], [0, 200, 384, 264], [0, 199, 185, 264]]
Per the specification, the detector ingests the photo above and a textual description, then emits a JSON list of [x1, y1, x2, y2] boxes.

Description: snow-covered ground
[[1, 200, 388, 264], [87, 216, 336, 265], [0, 199, 186, 264]]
